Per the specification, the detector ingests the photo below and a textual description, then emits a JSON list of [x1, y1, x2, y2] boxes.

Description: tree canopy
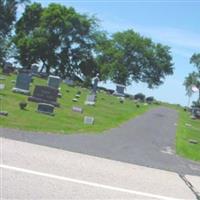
[[0, 0, 29, 66], [10, 3, 174, 88], [96, 30, 173, 88], [14, 3, 99, 79]]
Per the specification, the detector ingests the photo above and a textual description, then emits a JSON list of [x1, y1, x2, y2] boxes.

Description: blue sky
[[23, 0, 200, 105]]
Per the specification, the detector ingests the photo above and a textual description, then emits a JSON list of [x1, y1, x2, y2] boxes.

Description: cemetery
[[0, 69, 199, 161], [0, 1, 199, 164], [0, 70, 155, 133]]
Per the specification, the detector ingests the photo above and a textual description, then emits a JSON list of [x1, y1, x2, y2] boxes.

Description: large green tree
[[96, 30, 173, 87], [14, 3, 99, 79], [0, 0, 29, 66]]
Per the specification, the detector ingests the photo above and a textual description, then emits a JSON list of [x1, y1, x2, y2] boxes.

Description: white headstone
[[72, 106, 83, 113], [84, 116, 94, 125]]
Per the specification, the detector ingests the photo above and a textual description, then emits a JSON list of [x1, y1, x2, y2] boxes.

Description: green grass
[[176, 108, 200, 161], [163, 103, 200, 161], [0, 72, 155, 134]]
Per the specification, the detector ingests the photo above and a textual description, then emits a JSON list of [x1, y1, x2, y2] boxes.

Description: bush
[[19, 101, 27, 110], [134, 93, 145, 101], [146, 96, 154, 103], [192, 100, 200, 108], [136, 104, 140, 108]]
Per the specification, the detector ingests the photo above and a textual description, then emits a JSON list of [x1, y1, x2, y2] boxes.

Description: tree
[[189, 53, 200, 101], [183, 72, 199, 106], [190, 53, 200, 74], [184, 53, 200, 107], [96, 30, 173, 87], [0, 0, 29, 66], [14, 3, 99, 79]]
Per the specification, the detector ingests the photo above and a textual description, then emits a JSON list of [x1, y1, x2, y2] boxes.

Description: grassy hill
[[0, 72, 155, 134]]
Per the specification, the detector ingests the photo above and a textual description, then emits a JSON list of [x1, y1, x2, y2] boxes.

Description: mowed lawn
[[176, 107, 200, 161], [0, 72, 154, 134]]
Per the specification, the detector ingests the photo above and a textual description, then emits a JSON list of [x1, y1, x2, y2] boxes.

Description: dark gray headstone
[[113, 84, 126, 97], [31, 65, 39, 75], [37, 103, 55, 116], [48, 75, 61, 89], [84, 116, 94, 125], [72, 106, 83, 113], [0, 111, 8, 116], [28, 85, 59, 107], [12, 71, 32, 95]]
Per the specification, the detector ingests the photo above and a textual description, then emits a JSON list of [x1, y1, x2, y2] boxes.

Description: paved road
[[1, 107, 200, 176], [1, 138, 198, 199]]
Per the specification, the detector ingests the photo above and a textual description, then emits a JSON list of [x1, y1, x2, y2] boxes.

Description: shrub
[[134, 93, 145, 101], [136, 104, 140, 108], [146, 96, 154, 103], [19, 101, 27, 110]]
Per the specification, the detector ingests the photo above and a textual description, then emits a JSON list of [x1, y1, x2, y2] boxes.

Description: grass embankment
[[176, 107, 200, 161], [0, 73, 155, 134]]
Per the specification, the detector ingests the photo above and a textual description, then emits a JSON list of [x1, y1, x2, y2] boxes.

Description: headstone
[[189, 139, 198, 144], [64, 77, 74, 86], [48, 75, 61, 89], [72, 98, 78, 102], [113, 84, 126, 97], [84, 116, 94, 125], [92, 74, 99, 94], [48, 75, 61, 97], [37, 103, 55, 116], [85, 94, 96, 105], [31, 65, 39, 75], [0, 76, 6, 80], [75, 94, 80, 98], [28, 85, 59, 107], [0, 96, 8, 116], [12, 70, 32, 95], [0, 84, 5, 90], [72, 106, 83, 113]]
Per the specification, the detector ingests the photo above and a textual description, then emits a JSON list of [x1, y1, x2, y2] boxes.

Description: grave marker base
[[12, 88, 30, 95]]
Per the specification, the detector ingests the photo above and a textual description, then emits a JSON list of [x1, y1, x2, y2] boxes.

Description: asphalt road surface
[[1, 107, 200, 176], [1, 138, 199, 199]]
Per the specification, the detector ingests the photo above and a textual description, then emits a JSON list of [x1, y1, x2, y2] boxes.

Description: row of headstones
[[12, 68, 61, 95], [11, 69, 96, 123], [8, 64, 125, 97], [9, 68, 125, 122]]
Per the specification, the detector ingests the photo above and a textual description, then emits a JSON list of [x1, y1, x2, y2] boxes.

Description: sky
[[21, 0, 200, 106]]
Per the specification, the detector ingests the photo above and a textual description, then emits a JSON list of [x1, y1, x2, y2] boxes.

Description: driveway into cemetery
[[1, 107, 200, 176]]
